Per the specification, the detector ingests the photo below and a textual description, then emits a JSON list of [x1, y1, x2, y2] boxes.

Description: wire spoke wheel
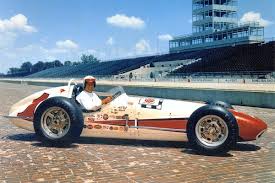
[[187, 105, 238, 154], [41, 107, 71, 139], [34, 97, 84, 146], [195, 115, 229, 147]]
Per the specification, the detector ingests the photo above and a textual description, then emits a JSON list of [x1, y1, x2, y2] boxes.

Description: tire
[[33, 97, 83, 146], [187, 105, 238, 155], [206, 100, 234, 109]]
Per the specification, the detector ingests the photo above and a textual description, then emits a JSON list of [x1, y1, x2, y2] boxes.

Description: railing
[[1, 70, 272, 84], [172, 23, 267, 41], [1, 77, 275, 85], [169, 36, 274, 53], [100, 52, 169, 63]]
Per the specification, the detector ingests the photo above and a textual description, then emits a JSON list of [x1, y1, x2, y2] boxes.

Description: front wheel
[[187, 105, 238, 155], [33, 97, 84, 146]]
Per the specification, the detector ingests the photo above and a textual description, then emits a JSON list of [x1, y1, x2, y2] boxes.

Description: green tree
[[32, 61, 45, 73], [8, 67, 21, 74], [64, 60, 72, 66], [53, 60, 63, 67], [72, 61, 80, 66], [44, 62, 54, 69], [81, 54, 100, 64], [20, 62, 33, 73]]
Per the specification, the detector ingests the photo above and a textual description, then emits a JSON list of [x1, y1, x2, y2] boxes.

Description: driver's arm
[[102, 96, 112, 105]]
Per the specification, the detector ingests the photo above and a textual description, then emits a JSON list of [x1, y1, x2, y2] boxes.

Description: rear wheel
[[34, 97, 83, 146], [206, 101, 234, 109], [187, 105, 238, 155]]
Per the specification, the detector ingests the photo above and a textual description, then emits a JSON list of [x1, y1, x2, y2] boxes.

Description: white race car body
[[8, 81, 267, 143]]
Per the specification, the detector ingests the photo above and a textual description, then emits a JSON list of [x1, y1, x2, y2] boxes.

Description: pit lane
[[0, 82, 275, 183]]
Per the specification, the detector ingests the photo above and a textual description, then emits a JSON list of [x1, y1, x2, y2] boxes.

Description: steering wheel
[[112, 91, 122, 100]]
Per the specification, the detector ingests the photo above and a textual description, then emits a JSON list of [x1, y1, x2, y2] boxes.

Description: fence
[[1, 73, 274, 84]]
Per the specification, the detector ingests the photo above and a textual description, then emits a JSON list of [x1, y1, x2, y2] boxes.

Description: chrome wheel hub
[[41, 107, 71, 139], [195, 115, 229, 147]]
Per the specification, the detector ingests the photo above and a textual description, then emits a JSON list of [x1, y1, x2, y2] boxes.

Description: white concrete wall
[[1, 78, 275, 108]]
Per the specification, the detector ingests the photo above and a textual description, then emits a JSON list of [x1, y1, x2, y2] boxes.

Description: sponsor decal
[[84, 123, 122, 131], [110, 108, 118, 114], [115, 115, 124, 119], [96, 114, 103, 120], [144, 98, 155, 104], [115, 116, 122, 119], [139, 98, 163, 110], [103, 114, 109, 120], [113, 114, 129, 119], [94, 125, 102, 129], [118, 106, 127, 111], [60, 89, 66, 93], [87, 117, 95, 123], [87, 125, 93, 129]]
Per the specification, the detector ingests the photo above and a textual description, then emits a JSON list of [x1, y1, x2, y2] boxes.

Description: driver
[[76, 76, 112, 111]]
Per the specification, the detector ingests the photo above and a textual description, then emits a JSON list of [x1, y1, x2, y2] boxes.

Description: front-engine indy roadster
[[7, 79, 267, 154]]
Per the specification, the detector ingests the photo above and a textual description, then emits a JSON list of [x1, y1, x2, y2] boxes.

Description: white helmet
[[83, 75, 96, 88]]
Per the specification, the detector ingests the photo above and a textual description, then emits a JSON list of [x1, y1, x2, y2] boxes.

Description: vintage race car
[[6, 79, 267, 154]]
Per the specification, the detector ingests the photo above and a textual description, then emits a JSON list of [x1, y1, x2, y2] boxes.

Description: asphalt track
[[0, 82, 275, 183]]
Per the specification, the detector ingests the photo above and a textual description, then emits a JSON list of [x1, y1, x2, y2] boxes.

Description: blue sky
[[0, 0, 274, 73]]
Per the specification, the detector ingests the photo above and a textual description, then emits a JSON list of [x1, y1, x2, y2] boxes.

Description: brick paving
[[0, 82, 275, 183]]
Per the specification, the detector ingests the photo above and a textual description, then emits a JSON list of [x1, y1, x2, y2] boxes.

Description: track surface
[[0, 82, 275, 183]]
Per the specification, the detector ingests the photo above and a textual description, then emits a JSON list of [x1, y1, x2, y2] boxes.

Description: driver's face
[[85, 82, 95, 93]]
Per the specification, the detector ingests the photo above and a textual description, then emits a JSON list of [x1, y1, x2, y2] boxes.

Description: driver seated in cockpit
[[76, 76, 112, 111]]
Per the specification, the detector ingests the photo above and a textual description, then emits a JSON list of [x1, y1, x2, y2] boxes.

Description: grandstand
[[170, 41, 275, 75], [28, 56, 155, 78], [27, 41, 275, 79]]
